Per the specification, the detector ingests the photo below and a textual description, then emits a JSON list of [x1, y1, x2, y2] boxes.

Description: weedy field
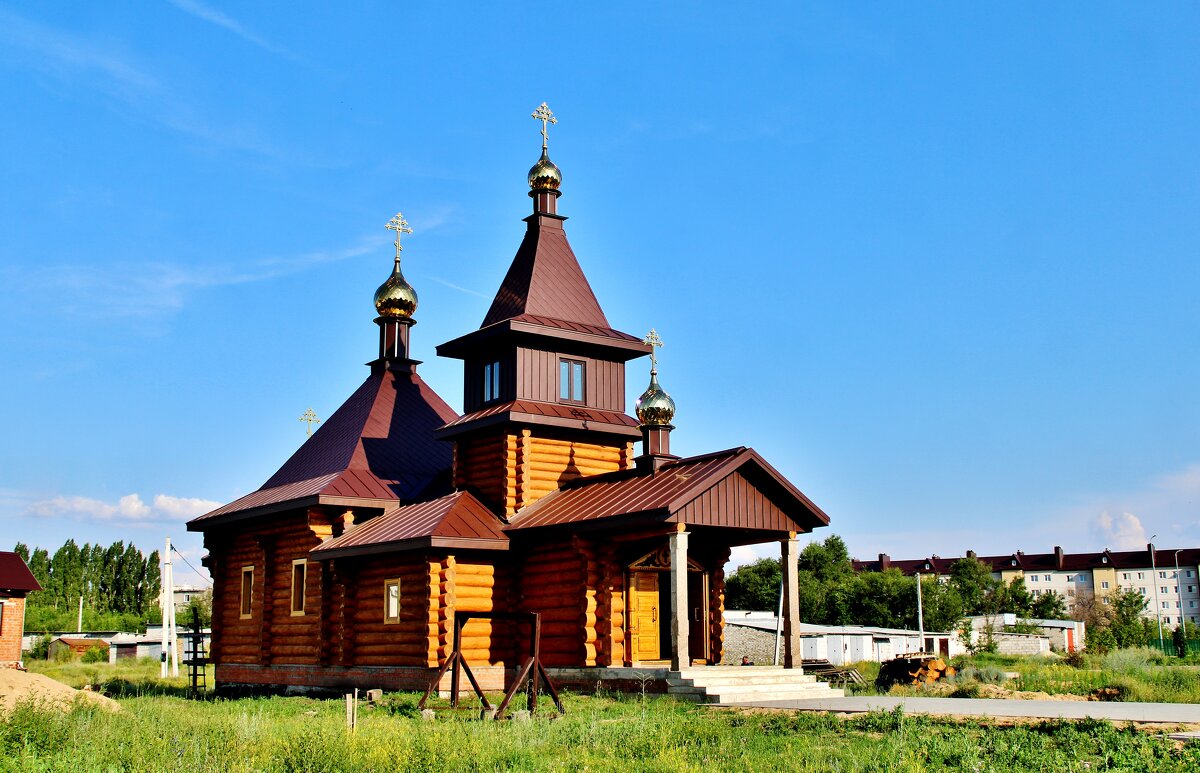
[[2, 659, 1197, 772]]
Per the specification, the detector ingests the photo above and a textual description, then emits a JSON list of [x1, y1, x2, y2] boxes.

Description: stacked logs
[[875, 655, 958, 688], [520, 540, 599, 666], [453, 561, 510, 666]]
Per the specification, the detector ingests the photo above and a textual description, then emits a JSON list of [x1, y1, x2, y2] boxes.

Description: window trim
[[240, 565, 254, 619], [558, 358, 586, 404], [290, 559, 307, 617], [384, 578, 401, 624]]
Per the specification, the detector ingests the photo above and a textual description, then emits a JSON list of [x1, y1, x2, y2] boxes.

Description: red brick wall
[[0, 595, 26, 663]]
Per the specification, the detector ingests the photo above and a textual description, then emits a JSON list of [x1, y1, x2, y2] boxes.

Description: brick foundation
[[0, 596, 26, 664]]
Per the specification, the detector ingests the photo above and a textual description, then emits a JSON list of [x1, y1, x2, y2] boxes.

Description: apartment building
[[851, 545, 1200, 627]]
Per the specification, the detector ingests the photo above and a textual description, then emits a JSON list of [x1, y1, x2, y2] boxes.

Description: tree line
[[725, 535, 1068, 633], [14, 539, 161, 618]]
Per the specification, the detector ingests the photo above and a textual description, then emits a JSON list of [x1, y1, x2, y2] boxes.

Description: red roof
[[482, 214, 610, 329], [189, 368, 458, 528], [0, 551, 41, 593], [438, 398, 639, 435], [310, 491, 508, 559], [505, 447, 830, 533]]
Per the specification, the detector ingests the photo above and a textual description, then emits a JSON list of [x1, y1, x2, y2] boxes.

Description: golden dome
[[528, 149, 562, 191], [374, 260, 418, 318], [635, 370, 676, 426]]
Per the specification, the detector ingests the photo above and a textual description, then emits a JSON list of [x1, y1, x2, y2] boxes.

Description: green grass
[[4, 664, 1200, 772]]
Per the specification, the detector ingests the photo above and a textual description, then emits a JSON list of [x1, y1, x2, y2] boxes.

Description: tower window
[[483, 361, 501, 403], [559, 359, 585, 402]]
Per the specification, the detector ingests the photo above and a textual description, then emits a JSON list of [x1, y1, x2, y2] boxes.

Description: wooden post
[[669, 529, 689, 671], [781, 535, 801, 669]]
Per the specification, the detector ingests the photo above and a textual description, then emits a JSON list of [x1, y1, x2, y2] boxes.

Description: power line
[[171, 545, 212, 587]]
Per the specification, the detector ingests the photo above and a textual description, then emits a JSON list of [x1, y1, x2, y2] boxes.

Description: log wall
[[518, 537, 604, 667], [455, 430, 635, 517]]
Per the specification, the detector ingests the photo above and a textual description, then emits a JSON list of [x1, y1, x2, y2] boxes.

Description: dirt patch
[[974, 684, 1086, 702], [0, 667, 120, 713]]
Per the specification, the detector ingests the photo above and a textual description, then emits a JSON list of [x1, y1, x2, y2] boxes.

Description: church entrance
[[626, 546, 709, 666]]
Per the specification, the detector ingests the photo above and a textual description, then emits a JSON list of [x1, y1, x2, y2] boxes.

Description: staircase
[[666, 667, 845, 704]]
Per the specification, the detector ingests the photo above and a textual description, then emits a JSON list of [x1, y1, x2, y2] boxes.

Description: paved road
[[720, 696, 1200, 724]]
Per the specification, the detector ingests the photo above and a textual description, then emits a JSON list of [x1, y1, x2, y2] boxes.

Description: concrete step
[[667, 673, 821, 688], [669, 684, 845, 704]]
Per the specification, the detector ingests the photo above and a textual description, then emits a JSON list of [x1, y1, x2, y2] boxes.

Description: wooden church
[[188, 105, 830, 694]]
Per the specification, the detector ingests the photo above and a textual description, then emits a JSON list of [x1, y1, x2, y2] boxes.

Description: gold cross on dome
[[643, 328, 664, 369], [299, 408, 321, 437], [531, 102, 557, 150], [385, 212, 412, 258]]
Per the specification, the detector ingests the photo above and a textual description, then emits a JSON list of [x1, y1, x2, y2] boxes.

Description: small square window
[[1162, 586, 1169, 594], [240, 566, 254, 619], [384, 579, 401, 624], [1160, 571, 1167, 579], [559, 359, 585, 403], [1044, 575, 1051, 582], [1122, 573, 1130, 580], [1030, 575, 1038, 582], [1138, 572, 1145, 579], [1101, 581, 1110, 590], [291, 559, 307, 616]]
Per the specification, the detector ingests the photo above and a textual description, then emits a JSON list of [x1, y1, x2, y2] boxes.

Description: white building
[[855, 544, 1200, 629]]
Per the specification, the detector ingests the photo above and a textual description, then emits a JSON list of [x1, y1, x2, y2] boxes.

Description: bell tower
[[436, 104, 650, 516]]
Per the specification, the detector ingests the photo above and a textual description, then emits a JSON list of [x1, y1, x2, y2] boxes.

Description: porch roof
[[309, 490, 508, 559], [505, 447, 829, 534]]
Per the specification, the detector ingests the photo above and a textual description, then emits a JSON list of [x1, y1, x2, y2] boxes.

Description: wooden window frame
[[290, 559, 307, 617], [482, 361, 501, 404], [558, 358, 585, 404], [384, 578, 401, 624], [240, 566, 254, 619]]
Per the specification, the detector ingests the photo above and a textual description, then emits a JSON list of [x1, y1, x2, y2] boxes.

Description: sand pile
[[0, 668, 120, 713]]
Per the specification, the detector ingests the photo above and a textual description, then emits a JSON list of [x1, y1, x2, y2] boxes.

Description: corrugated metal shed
[[0, 552, 41, 593], [189, 369, 458, 528], [310, 491, 507, 559], [506, 447, 829, 533]]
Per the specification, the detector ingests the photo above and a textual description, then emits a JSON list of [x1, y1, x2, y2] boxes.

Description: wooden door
[[630, 572, 660, 661]]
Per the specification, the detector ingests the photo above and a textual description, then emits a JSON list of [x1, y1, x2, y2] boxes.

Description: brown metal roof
[[310, 491, 508, 559], [0, 551, 41, 593], [505, 447, 830, 533], [189, 368, 458, 529], [507, 314, 643, 342], [439, 398, 638, 432], [482, 214, 610, 329]]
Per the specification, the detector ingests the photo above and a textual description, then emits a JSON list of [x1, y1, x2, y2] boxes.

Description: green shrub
[[956, 665, 1006, 684], [948, 681, 981, 698], [1101, 647, 1165, 674], [81, 644, 109, 663]]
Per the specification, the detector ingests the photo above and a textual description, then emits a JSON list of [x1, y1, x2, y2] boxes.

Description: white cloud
[[152, 494, 221, 519], [1094, 512, 1149, 550], [28, 491, 218, 525], [167, 0, 293, 58]]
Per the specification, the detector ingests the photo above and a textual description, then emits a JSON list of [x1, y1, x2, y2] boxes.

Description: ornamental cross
[[385, 212, 412, 259], [299, 408, 321, 437], [643, 328, 664, 370], [531, 102, 557, 150]]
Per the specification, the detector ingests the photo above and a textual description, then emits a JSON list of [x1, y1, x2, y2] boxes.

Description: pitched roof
[[505, 447, 830, 534], [481, 214, 610, 329], [310, 491, 508, 559], [436, 398, 640, 440], [188, 369, 458, 528], [0, 551, 41, 593]]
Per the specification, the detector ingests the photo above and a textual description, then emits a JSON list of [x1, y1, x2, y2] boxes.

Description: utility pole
[[161, 538, 178, 678], [1150, 536, 1164, 651], [916, 571, 925, 653], [77, 596, 83, 633], [1176, 550, 1184, 635]]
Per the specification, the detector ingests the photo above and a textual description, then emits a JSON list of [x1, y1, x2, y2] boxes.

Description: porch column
[[781, 534, 801, 669], [669, 529, 689, 671]]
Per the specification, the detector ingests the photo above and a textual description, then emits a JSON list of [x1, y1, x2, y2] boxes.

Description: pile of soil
[[0, 668, 120, 713]]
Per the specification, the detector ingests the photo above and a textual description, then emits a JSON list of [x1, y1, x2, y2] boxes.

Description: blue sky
[[2, 2, 1198, 584]]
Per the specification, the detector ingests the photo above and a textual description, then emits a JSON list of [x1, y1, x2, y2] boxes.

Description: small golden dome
[[635, 371, 676, 426], [374, 260, 418, 318], [528, 149, 562, 191]]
